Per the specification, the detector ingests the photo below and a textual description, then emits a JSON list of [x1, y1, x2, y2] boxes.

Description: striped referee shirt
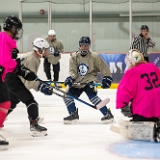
[[130, 34, 155, 57]]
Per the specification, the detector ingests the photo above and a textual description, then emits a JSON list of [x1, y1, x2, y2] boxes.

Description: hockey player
[[0, 15, 37, 150], [5, 38, 53, 137], [116, 49, 160, 142], [44, 30, 64, 82], [63, 36, 114, 124]]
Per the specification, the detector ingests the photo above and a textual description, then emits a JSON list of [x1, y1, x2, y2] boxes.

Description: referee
[[130, 25, 155, 62]]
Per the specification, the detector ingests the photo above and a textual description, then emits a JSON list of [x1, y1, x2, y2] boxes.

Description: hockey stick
[[44, 81, 102, 87], [36, 78, 109, 110], [110, 125, 120, 134]]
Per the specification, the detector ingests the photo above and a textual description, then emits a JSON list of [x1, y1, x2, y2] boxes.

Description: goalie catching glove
[[15, 58, 37, 81], [102, 76, 113, 89]]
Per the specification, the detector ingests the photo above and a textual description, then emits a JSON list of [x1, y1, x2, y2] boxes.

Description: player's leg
[[116, 119, 160, 142], [7, 91, 20, 115], [52, 62, 60, 81], [43, 58, 52, 80], [0, 82, 10, 150], [84, 84, 114, 123], [5, 73, 47, 137], [63, 87, 82, 124]]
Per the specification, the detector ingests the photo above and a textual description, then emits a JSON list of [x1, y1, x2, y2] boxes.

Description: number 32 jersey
[[116, 62, 160, 118]]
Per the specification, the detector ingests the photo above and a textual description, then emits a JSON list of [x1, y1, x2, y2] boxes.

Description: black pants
[[0, 81, 10, 103], [133, 114, 159, 123], [5, 73, 38, 120], [43, 58, 60, 81]]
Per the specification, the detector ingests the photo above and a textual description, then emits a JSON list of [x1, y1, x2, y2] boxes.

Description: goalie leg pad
[[118, 120, 155, 142]]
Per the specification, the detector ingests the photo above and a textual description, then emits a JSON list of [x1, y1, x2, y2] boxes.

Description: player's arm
[[4, 38, 17, 72], [147, 38, 155, 48], [64, 54, 77, 87], [130, 35, 140, 50], [45, 53, 61, 65], [20, 58, 40, 91], [57, 41, 64, 53], [116, 70, 137, 109], [96, 55, 113, 89]]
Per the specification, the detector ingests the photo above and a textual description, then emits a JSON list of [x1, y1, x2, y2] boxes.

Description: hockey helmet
[[48, 30, 56, 36], [33, 38, 49, 57], [3, 15, 23, 40], [125, 49, 144, 66], [79, 36, 91, 56]]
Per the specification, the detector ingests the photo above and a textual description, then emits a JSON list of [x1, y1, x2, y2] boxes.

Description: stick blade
[[96, 98, 110, 109], [110, 125, 120, 134]]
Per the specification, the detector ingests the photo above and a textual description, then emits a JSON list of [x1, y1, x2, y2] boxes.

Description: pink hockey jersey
[[116, 62, 160, 118], [0, 32, 17, 81]]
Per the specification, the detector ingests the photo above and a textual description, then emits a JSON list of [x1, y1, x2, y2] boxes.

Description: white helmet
[[125, 49, 144, 66], [33, 38, 48, 50], [48, 30, 56, 36], [33, 38, 49, 57]]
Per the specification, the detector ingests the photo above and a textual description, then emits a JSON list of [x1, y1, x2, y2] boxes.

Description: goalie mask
[[33, 38, 49, 58], [3, 15, 23, 40], [79, 36, 91, 56], [125, 49, 144, 66]]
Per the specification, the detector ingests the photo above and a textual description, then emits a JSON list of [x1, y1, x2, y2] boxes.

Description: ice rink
[[1, 89, 160, 160]]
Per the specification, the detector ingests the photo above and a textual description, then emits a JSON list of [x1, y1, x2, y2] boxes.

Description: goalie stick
[[36, 78, 110, 110], [110, 125, 120, 134]]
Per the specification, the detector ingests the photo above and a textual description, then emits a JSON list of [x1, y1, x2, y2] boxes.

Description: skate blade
[[101, 118, 114, 124], [31, 131, 47, 137], [0, 145, 9, 151], [63, 119, 79, 124]]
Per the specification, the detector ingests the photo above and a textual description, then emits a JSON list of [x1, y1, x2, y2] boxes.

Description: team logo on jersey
[[49, 46, 55, 54], [78, 63, 89, 76]]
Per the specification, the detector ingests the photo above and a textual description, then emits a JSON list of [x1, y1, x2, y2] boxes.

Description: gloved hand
[[64, 76, 75, 87], [15, 58, 37, 81], [12, 48, 19, 59], [102, 76, 113, 89], [38, 83, 53, 95], [54, 49, 60, 57], [121, 105, 132, 118]]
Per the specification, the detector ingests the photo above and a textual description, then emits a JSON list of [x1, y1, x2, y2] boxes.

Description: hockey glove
[[102, 76, 113, 89], [12, 48, 19, 59], [54, 50, 60, 57], [121, 105, 132, 118], [38, 83, 53, 95], [15, 58, 37, 81], [64, 76, 75, 87]]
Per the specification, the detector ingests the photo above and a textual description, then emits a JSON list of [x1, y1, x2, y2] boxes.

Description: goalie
[[116, 49, 160, 142]]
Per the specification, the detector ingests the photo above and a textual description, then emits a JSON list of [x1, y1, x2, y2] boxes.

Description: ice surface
[[1, 89, 160, 160]]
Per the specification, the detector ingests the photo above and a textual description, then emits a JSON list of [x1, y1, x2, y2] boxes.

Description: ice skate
[[64, 108, 79, 124], [30, 118, 47, 137], [37, 116, 44, 124], [101, 108, 114, 123], [0, 134, 9, 150]]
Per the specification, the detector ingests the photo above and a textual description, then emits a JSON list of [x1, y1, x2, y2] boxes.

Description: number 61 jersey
[[116, 62, 160, 118]]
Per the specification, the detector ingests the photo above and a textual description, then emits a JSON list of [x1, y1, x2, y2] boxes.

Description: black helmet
[[79, 37, 91, 56], [3, 15, 23, 40], [141, 25, 149, 31], [79, 36, 91, 46]]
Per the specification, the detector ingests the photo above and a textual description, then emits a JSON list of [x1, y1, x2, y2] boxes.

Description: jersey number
[[140, 72, 160, 90]]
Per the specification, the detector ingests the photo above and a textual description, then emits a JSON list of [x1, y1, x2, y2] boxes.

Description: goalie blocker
[[110, 120, 160, 143]]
